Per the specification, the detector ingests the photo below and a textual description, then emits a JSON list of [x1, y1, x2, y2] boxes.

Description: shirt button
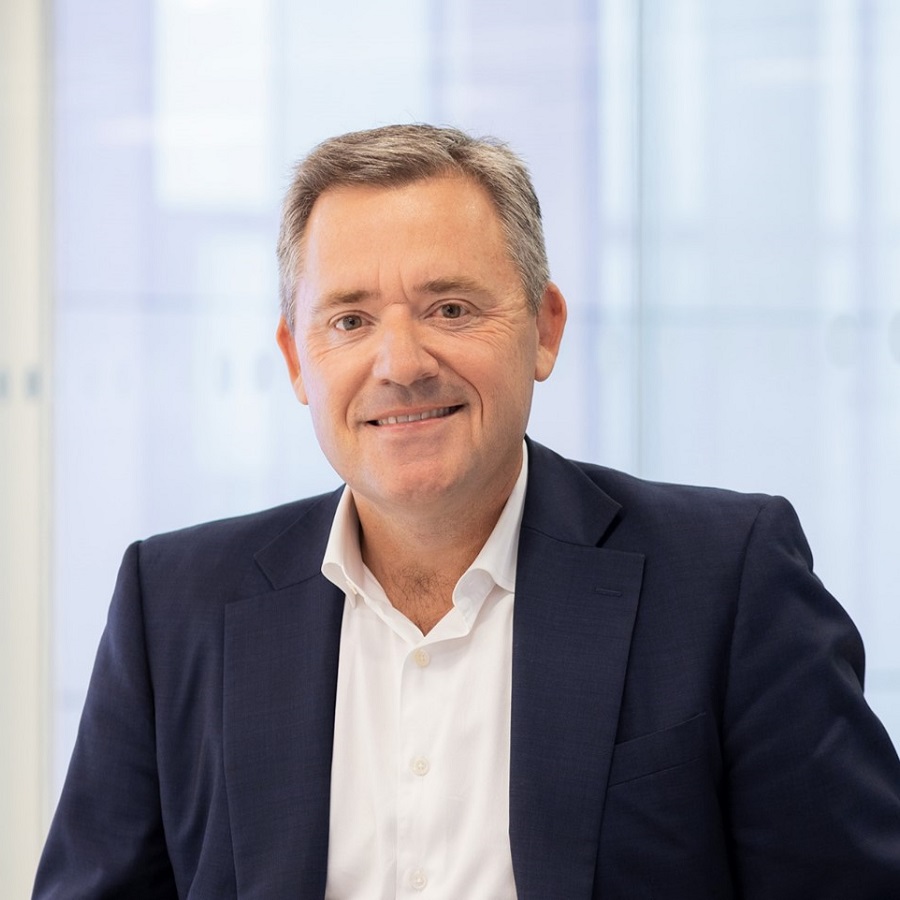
[[410, 868, 428, 890], [411, 756, 430, 776], [413, 648, 430, 667]]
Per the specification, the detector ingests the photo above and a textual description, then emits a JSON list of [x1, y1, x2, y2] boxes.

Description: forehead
[[300, 175, 507, 263], [289, 175, 527, 320]]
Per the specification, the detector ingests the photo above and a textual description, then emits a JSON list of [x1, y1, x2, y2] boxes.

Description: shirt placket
[[395, 633, 449, 895]]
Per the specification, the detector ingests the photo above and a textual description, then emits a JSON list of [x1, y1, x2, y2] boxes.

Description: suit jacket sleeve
[[33, 541, 179, 899], [724, 496, 900, 896]]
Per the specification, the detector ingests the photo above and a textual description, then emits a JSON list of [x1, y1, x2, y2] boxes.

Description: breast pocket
[[607, 712, 711, 786]]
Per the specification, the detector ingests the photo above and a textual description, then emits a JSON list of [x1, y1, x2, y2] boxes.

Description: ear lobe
[[534, 282, 567, 382], [275, 316, 309, 405]]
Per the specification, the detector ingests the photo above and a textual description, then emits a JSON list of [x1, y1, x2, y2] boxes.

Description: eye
[[334, 314, 364, 331], [436, 303, 466, 320]]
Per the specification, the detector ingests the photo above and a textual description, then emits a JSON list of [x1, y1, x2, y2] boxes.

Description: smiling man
[[276, 173, 564, 637], [35, 125, 900, 899]]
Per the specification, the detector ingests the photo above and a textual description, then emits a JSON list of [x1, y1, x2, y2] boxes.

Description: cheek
[[298, 349, 332, 403], [301, 362, 355, 428], [306, 385, 339, 431], [478, 362, 534, 421], [305, 394, 346, 461]]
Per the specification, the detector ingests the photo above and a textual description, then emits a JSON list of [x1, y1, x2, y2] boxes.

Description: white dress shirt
[[321, 448, 528, 899]]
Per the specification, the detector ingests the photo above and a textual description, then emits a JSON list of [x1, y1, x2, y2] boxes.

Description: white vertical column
[[0, 0, 52, 894]]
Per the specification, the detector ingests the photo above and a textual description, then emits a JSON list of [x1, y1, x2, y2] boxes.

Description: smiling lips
[[371, 405, 462, 426]]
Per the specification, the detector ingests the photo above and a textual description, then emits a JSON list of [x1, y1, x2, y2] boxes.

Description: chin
[[379, 472, 463, 508]]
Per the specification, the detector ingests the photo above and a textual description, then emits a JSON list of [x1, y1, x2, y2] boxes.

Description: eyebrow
[[314, 289, 377, 311], [416, 277, 487, 296]]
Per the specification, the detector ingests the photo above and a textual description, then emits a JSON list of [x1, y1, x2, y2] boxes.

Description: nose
[[371, 314, 439, 386]]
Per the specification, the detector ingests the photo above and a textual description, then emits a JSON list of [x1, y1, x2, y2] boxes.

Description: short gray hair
[[277, 123, 549, 330]]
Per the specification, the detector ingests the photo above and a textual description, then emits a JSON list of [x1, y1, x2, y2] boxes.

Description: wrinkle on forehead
[[310, 276, 499, 315]]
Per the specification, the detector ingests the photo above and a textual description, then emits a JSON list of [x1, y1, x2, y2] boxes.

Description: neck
[[352, 475, 518, 633], [358, 494, 505, 586]]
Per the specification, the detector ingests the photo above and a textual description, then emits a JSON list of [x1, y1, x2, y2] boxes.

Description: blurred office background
[[2, 0, 899, 892]]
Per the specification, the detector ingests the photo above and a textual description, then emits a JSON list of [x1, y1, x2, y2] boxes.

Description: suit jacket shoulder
[[137, 487, 342, 601]]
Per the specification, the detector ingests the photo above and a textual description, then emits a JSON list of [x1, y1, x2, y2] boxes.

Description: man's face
[[277, 175, 566, 522]]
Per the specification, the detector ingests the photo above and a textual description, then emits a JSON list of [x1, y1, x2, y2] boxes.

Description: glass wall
[[637, 0, 900, 737], [50, 0, 900, 804]]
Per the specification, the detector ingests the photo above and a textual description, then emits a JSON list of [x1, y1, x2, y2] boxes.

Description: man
[[35, 124, 900, 898]]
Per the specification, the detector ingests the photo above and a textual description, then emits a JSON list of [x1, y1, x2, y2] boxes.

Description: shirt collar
[[321, 442, 529, 608]]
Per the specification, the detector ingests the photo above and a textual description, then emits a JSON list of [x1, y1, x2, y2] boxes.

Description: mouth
[[369, 405, 463, 426]]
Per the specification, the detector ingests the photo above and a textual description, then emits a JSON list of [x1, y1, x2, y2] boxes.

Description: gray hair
[[277, 123, 549, 330]]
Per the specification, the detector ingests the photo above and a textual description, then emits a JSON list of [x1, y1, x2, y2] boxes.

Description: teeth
[[376, 406, 454, 426]]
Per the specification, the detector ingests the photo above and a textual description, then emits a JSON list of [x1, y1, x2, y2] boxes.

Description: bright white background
[[2, 0, 898, 889]]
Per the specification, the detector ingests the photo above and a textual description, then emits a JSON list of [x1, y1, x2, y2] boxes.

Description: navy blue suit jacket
[[34, 441, 900, 898]]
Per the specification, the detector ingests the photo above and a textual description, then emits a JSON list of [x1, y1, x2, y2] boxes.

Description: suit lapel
[[223, 490, 343, 900], [510, 442, 644, 899]]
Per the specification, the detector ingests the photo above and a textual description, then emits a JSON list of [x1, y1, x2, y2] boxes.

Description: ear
[[275, 316, 309, 405], [534, 282, 567, 382]]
